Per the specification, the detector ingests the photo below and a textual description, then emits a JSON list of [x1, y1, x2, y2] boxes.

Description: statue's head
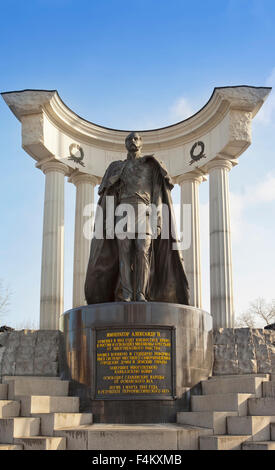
[[125, 132, 143, 153]]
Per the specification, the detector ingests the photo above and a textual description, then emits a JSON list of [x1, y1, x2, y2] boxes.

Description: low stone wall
[[0, 330, 65, 379], [1, 327, 275, 383], [213, 328, 275, 376]]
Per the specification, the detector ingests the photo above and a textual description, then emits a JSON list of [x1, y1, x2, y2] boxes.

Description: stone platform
[[1, 328, 275, 449], [2, 373, 275, 450], [61, 302, 213, 423]]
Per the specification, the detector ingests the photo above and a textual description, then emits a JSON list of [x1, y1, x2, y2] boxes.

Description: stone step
[[199, 434, 252, 450], [2, 376, 62, 382], [33, 412, 93, 436], [262, 382, 275, 398], [191, 393, 252, 415], [210, 374, 270, 380], [0, 444, 23, 450], [0, 384, 8, 399], [177, 411, 237, 435], [227, 416, 270, 441], [202, 377, 266, 397], [248, 397, 275, 416], [242, 441, 275, 450], [19, 396, 79, 416], [14, 436, 66, 450], [0, 400, 20, 418], [270, 423, 275, 440], [6, 378, 69, 399], [0, 417, 40, 443], [54, 423, 213, 450]]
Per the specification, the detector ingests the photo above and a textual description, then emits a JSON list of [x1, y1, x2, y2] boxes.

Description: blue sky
[[0, 0, 275, 327]]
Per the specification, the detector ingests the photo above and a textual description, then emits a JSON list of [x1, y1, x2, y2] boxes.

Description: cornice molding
[[2, 86, 271, 152]]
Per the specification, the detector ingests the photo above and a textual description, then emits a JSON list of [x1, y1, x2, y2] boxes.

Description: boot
[[136, 292, 147, 302]]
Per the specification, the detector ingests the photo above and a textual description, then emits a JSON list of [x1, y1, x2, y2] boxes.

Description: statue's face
[[125, 132, 142, 152]]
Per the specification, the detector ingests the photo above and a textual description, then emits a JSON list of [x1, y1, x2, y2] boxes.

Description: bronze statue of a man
[[85, 132, 189, 305]]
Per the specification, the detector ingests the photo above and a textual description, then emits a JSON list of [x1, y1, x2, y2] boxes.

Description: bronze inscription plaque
[[95, 327, 173, 399]]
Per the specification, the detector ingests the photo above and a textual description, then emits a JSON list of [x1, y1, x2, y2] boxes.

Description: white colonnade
[[2, 86, 270, 330], [40, 161, 68, 329], [208, 158, 235, 328], [40, 167, 98, 328], [178, 171, 204, 308], [178, 159, 235, 327], [39, 158, 235, 330], [70, 173, 98, 308], [39, 158, 236, 329]]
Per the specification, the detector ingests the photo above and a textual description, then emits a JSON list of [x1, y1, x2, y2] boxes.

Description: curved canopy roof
[[1, 86, 271, 178]]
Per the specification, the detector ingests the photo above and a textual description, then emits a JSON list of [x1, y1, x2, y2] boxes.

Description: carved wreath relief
[[189, 141, 206, 165], [68, 143, 85, 167]]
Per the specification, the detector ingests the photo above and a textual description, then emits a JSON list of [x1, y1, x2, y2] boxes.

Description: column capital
[[68, 171, 99, 186], [38, 160, 69, 176], [175, 170, 206, 185], [207, 157, 236, 172]]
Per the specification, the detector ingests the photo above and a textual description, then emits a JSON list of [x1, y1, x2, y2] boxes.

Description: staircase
[[0, 376, 92, 450], [178, 374, 275, 450], [1, 374, 275, 450]]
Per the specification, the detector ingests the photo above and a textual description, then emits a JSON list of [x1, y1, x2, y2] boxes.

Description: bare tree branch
[[0, 279, 12, 318], [235, 297, 275, 328], [235, 310, 257, 328]]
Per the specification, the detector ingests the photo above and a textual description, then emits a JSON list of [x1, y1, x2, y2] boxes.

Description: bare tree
[[235, 297, 275, 328], [0, 279, 11, 318], [249, 297, 275, 325], [235, 310, 257, 328]]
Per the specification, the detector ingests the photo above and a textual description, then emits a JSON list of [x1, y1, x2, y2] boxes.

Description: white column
[[40, 161, 68, 330], [208, 159, 234, 328], [178, 171, 203, 308], [70, 173, 98, 308]]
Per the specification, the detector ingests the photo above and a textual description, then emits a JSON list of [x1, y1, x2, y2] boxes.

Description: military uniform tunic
[[116, 157, 155, 236]]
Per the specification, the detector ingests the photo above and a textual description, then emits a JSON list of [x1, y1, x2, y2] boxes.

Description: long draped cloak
[[84, 155, 190, 305]]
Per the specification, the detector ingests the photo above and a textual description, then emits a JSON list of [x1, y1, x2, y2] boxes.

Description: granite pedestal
[[61, 302, 213, 423]]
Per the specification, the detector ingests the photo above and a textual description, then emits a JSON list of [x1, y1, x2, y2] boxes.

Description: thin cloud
[[248, 173, 275, 203], [169, 96, 194, 122], [230, 172, 275, 242], [124, 95, 195, 130], [255, 67, 275, 125]]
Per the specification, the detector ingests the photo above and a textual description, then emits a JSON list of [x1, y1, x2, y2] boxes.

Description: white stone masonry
[[40, 161, 68, 330], [70, 173, 98, 308], [208, 159, 234, 328], [178, 171, 204, 308]]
